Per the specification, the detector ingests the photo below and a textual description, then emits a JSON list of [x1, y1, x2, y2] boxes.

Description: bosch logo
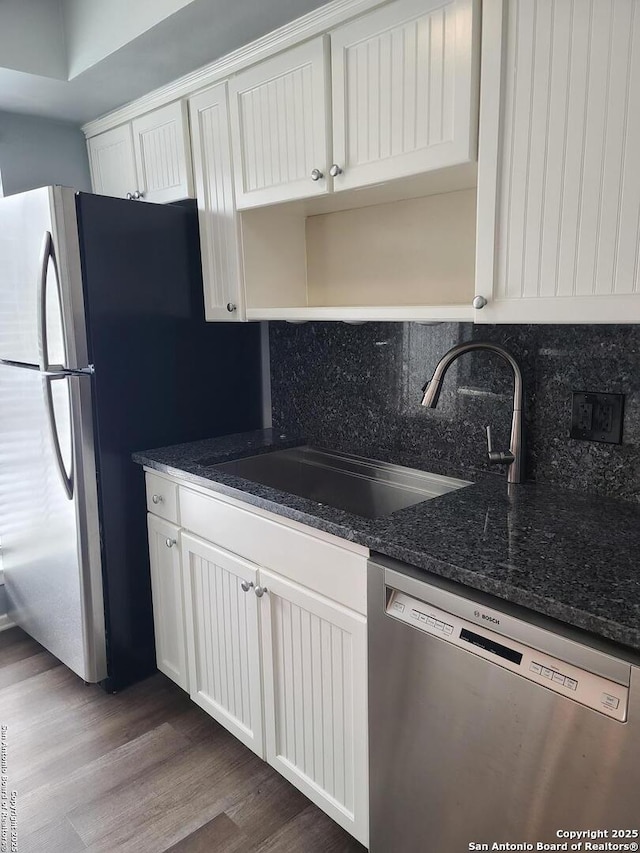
[[473, 610, 500, 625]]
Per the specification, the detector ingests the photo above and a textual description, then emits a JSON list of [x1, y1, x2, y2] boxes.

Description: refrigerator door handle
[[0, 358, 94, 377], [42, 373, 74, 500], [37, 231, 69, 373]]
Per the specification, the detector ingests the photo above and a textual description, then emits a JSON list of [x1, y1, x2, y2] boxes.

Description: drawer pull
[[152, 494, 164, 504]]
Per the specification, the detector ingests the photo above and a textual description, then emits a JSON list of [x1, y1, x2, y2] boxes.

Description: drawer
[[179, 486, 367, 614], [145, 471, 179, 523]]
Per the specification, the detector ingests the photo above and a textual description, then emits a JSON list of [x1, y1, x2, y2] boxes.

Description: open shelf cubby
[[241, 180, 478, 323]]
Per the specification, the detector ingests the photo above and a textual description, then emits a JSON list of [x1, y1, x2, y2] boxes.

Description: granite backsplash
[[269, 322, 640, 503]]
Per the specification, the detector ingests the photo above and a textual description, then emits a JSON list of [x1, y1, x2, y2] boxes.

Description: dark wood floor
[[0, 627, 366, 853]]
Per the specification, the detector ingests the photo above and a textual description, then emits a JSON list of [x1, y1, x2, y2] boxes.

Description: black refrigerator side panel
[[75, 193, 262, 691]]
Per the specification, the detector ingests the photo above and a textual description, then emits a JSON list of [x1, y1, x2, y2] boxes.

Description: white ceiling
[[0, 0, 329, 124]]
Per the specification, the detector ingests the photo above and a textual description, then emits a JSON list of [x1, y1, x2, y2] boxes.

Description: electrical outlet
[[577, 401, 593, 431], [570, 392, 624, 444]]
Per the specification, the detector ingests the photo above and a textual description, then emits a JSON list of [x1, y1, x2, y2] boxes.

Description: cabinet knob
[[126, 192, 133, 200], [133, 190, 144, 200], [255, 585, 267, 598], [473, 295, 488, 309], [152, 494, 164, 504], [241, 580, 254, 593], [165, 538, 177, 548], [329, 164, 343, 177], [226, 302, 237, 313], [310, 168, 324, 182]]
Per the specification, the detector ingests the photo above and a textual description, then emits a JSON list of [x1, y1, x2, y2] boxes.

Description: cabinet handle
[[152, 494, 164, 504], [133, 190, 144, 200], [329, 164, 343, 177], [473, 295, 487, 309], [226, 302, 237, 313], [165, 538, 177, 548], [126, 192, 133, 200], [310, 168, 324, 181], [241, 580, 254, 593], [254, 585, 267, 598]]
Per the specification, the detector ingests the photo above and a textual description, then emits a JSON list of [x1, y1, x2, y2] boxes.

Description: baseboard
[[0, 614, 16, 632]]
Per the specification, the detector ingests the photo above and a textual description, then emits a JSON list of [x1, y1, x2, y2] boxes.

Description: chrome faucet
[[421, 341, 525, 484]]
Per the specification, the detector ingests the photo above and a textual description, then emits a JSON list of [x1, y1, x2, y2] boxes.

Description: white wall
[[0, 111, 91, 196], [0, 0, 67, 79], [63, 0, 198, 78]]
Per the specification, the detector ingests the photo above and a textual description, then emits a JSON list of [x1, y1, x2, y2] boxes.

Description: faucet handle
[[486, 425, 494, 455], [486, 424, 515, 465]]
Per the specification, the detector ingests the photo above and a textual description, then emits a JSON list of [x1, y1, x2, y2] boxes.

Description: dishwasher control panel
[[386, 590, 629, 721]]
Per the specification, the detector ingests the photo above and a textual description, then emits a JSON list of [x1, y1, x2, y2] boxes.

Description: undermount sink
[[203, 446, 470, 519]]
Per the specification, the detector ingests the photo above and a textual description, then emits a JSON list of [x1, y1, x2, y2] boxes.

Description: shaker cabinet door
[[189, 83, 245, 321], [181, 532, 264, 756], [147, 514, 189, 691], [330, 0, 480, 192], [229, 37, 331, 208], [259, 567, 369, 846]]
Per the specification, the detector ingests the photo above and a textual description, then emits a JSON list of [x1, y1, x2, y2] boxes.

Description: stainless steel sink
[[206, 446, 470, 519]]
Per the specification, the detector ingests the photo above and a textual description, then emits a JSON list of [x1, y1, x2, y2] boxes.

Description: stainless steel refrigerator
[[0, 186, 262, 690]]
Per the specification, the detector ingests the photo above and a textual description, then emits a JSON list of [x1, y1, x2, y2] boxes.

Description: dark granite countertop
[[133, 429, 640, 654]]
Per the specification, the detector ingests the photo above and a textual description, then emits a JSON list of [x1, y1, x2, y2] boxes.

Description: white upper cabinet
[[88, 124, 137, 200], [229, 37, 331, 209], [330, 0, 479, 191], [131, 101, 193, 203], [226, 0, 479, 209], [189, 83, 245, 321], [476, 0, 640, 323], [88, 102, 193, 203]]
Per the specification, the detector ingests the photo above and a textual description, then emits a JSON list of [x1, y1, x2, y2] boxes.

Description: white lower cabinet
[[147, 473, 369, 845], [181, 532, 264, 756], [147, 514, 189, 691], [259, 568, 368, 846]]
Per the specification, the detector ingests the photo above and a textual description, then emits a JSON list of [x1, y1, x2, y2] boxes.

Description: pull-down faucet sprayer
[[421, 341, 525, 484]]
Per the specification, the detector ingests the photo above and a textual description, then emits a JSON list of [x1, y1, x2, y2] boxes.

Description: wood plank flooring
[[0, 627, 366, 853]]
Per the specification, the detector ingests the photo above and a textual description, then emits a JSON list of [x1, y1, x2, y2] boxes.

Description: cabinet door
[[88, 124, 137, 199], [147, 514, 188, 691], [476, 0, 640, 323], [331, 0, 479, 192], [229, 37, 331, 209], [189, 83, 245, 321], [181, 532, 263, 756], [131, 101, 193, 203], [259, 568, 368, 846]]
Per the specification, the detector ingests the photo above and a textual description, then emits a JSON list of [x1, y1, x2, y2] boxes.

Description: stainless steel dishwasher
[[368, 555, 640, 852]]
